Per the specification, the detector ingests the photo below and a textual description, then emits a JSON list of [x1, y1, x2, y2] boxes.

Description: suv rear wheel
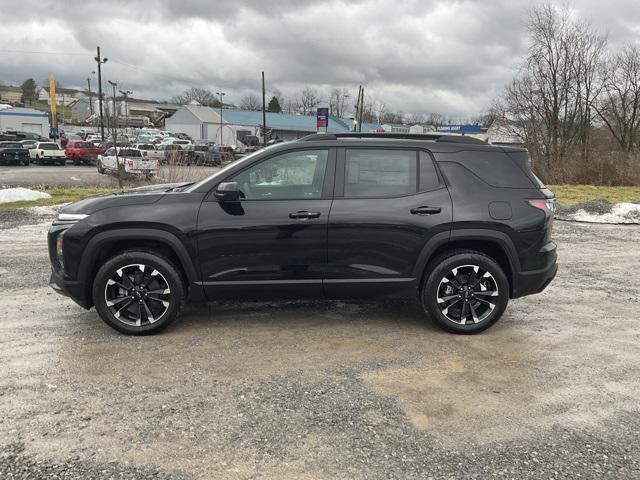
[[92, 251, 185, 335], [422, 250, 509, 334]]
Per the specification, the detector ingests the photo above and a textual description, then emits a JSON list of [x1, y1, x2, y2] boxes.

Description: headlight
[[57, 213, 88, 222], [56, 230, 65, 270]]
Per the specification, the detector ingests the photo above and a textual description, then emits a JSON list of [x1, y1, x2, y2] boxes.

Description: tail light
[[528, 199, 556, 217], [41, 150, 45, 155], [127, 159, 133, 167], [143, 151, 148, 157]]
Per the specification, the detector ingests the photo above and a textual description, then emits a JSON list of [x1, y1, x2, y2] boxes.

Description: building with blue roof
[[165, 105, 381, 145]]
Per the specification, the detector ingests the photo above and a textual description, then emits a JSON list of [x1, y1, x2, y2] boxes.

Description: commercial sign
[[316, 107, 329, 130], [435, 124, 482, 133]]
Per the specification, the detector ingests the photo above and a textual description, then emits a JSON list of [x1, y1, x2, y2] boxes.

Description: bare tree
[[329, 87, 351, 117], [425, 112, 448, 125], [594, 45, 640, 152], [239, 93, 261, 111], [298, 87, 321, 115], [498, 4, 606, 170], [172, 87, 220, 106], [406, 113, 427, 125]]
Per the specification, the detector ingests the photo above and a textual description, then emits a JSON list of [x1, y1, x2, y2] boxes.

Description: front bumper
[[49, 269, 91, 309]]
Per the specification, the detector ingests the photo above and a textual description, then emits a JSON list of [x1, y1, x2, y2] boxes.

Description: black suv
[[48, 133, 557, 335]]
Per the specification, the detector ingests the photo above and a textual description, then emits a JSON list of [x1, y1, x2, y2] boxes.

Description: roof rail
[[298, 132, 487, 145]]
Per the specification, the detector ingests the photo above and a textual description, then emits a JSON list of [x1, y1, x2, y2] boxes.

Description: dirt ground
[[0, 210, 639, 479]]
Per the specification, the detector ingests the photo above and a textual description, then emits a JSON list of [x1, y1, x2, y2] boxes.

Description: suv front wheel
[[93, 251, 185, 335], [422, 250, 509, 334]]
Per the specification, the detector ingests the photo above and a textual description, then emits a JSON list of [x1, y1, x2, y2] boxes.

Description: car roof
[[293, 133, 527, 154]]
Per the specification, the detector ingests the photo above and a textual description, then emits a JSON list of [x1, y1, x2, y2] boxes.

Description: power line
[[0, 49, 89, 56]]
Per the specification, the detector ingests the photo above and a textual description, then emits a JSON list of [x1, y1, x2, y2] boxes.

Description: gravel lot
[[0, 209, 639, 479]]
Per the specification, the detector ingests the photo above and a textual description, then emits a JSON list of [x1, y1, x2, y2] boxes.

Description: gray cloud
[[0, 0, 639, 118]]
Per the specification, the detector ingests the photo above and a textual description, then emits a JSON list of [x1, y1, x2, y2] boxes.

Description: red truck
[[65, 140, 103, 165]]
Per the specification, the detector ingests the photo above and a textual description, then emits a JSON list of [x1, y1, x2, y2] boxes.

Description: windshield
[[185, 144, 280, 193], [1, 142, 23, 148], [137, 144, 155, 149], [40, 143, 59, 150], [76, 142, 94, 148]]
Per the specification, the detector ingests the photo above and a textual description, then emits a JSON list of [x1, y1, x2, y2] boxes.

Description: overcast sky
[[1, 0, 639, 119]]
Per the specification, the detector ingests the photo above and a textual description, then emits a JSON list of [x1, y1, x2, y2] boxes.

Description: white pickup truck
[[134, 143, 164, 162], [97, 147, 158, 177], [29, 142, 66, 166]]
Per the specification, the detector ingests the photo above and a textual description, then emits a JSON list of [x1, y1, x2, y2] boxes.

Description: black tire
[[35, 155, 41, 165], [92, 250, 186, 335], [73, 156, 80, 166], [421, 250, 509, 334], [58, 159, 65, 166]]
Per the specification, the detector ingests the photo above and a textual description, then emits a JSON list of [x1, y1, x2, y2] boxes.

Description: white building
[[0, 107, 50, 135], [38, 87, 86, 106]]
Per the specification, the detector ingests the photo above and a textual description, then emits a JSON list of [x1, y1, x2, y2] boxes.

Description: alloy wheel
[[104, 264, 171, 327], [436, 264, 499, 325]]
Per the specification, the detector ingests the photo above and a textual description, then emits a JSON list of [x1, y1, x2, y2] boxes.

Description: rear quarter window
[[436, 150, 536, 188]]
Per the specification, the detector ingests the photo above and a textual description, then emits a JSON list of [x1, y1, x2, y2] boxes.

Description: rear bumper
[[511, 242, 558, 298], [49, 269, 91, 309]]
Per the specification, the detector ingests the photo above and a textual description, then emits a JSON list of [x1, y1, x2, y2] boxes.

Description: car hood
[[60, 182, 191, 215]]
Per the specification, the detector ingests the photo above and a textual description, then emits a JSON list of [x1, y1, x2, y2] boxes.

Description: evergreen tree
[[21, 78, 37, 103], [267, 95, 282, 113]]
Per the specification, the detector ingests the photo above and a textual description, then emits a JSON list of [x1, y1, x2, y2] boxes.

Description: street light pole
[[216, 91, 225, 146], [107, 80, 117, 131], [94, 46, 108, 141], [86, 77, 94, 116], [119, 89, 132, 135]]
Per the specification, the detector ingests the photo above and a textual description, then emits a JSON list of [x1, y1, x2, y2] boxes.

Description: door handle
[[289, 211, 321, 220], [410, 206, 441, 215]]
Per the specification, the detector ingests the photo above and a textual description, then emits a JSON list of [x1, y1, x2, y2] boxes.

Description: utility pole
[[86, 77, 94, 116], [215, 91, 225, 145], [119, 89, 132, 135], [358, 87, 365, 132], [261, 71, 267, 147], [108, 80, 117, 135], [354, 86, 362, 132], [94, 47, 108, 140]]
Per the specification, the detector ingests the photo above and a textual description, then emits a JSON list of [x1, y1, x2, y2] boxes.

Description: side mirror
[[214, 182, 240, 202]]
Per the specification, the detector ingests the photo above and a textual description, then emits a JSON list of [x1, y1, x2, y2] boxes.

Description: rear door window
[[344, 149, 417, 198], [419, 151, 440, 191]]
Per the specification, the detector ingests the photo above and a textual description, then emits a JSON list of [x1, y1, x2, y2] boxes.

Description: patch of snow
[[569, 202, 640, 224], [0, 187, 51, 204]]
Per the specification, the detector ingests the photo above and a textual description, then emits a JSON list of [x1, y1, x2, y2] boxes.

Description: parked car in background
[[182, 144, 217, 165], [134, 143, 164, 162], [29, 142, 66, 165], [13, 131, 46, 142], [0, 133, 17, 141], [157, 143, 183, 164], [87, 134, 102, 145], [19, 139, 38, 150], [65, 140, 101, 165], [0, 141, 30, 166], [175, 132, 193, 141], [213, 145, 236, 164], [97, 147, 157, 177]]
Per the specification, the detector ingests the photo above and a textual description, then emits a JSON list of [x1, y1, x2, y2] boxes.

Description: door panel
[[325, 148, 452, 299], [196, 147, 335, 300], [197, 199, 331, 299]]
